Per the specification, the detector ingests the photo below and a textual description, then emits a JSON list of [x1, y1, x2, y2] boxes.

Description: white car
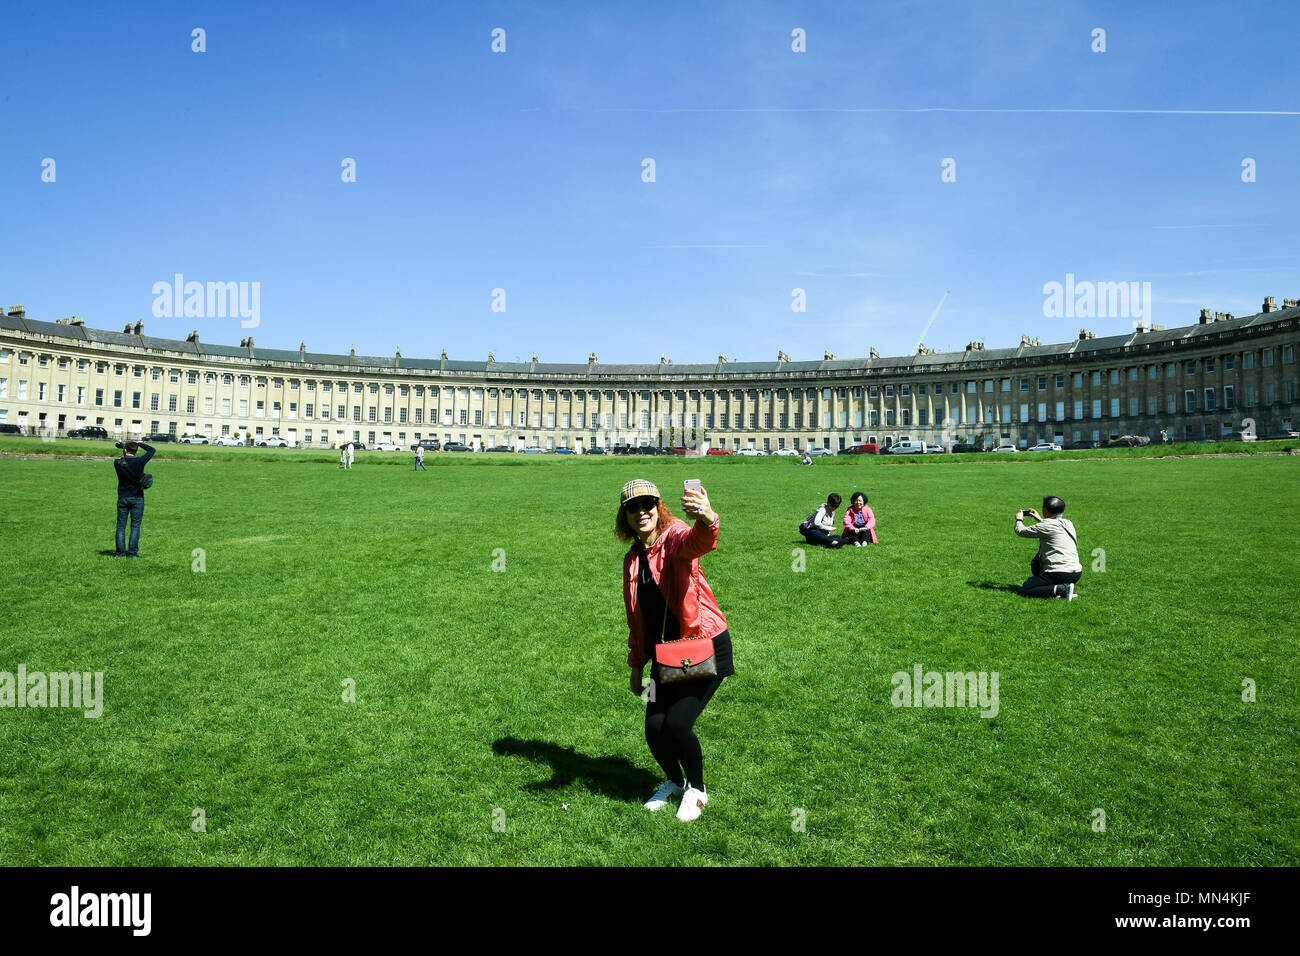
[[373, 440, 400, 452], [736, 448, 766, 457], [991, 444, 1019, 453], [807, 447, 834, 457], [889, 440, 927, 455], [178, 435, 209, 444], [257, 437, 292, 448], [1028, 442, 1063, 452], [212, 435, 243, 446], [774, 448, 800, 457], [925, 444, 945, 454]]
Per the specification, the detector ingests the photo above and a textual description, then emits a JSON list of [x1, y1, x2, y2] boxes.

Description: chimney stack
[[134, 320, 143, 335], [869, 347, 879, 359], [124, 323, 134, 333], [1199, 308, 1213, 324], [186, 330, 199, 343], [70, 316, 84, 326], [1263, 296, 1278, 313], [1283, 299, 1299, 309], [7, 305, 24, 318]]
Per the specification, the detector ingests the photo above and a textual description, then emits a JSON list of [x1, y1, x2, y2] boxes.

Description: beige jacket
[[1014, 515, 1082, 574]]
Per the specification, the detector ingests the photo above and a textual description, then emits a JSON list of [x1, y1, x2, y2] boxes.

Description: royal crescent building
[[1, 297, 1297, 451]]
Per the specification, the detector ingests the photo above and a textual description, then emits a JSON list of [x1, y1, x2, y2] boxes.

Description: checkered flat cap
[[620, 479, 660, 504]]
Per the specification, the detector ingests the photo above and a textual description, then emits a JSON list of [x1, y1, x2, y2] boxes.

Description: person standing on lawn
[[415, 444, 427, 471], [113, 439, 155, 557], [618, 478, 733, 822]]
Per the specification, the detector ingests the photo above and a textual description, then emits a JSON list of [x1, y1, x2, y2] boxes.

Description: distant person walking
[[619, 478, 733, 822], [345, 441, 355, 470], [799, 493, 843, 548], [339, 445, 347, 469], [415, 444, 427, 471], [113, 439, 154, 557], [842, 492, 877, 546], [1014, 496, 1082, 600]]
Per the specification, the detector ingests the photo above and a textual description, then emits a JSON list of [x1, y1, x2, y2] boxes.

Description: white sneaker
[[676, 785, 709, 822], [1065, 582, 1077, 601], [643, 780, 683, 811]]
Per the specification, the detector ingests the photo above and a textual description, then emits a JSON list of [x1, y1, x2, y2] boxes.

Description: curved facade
[[1, 298, 1297, 450]]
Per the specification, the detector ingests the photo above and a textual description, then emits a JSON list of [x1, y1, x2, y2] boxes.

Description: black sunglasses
[[623, 497, 659, 513]]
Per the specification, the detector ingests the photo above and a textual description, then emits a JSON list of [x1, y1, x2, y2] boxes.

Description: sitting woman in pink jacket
[[842, 492, 877, 546]]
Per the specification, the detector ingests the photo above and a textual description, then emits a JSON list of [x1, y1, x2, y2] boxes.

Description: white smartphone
[[683, 479, 702, 494]]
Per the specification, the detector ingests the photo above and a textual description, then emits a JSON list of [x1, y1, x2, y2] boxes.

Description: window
[[1224, 385, 1235, 410], [1055, 375, 1064, 389], [1225, 356, 1234, 371], [1109, 369, 1120, 385], [1147, 396, 1157, 415], [1037, 403, 1047, 422], [1037, 377, 1047, 392], [1091, 371, 1101, 386], [1284, 346, 1294, 364], [1185, 390, 1196, 413], [1109, 398, 1119, 417], [1073, 401, 1084, 420], [1244, 353, 1255, 370], [1129, 397, 1138, 416], [1147, 365, 1157, 380], [1002, 378, 1012, 391], [130, 391, 140, 408], [886, 410, 895, 426], [1019, 378, 1028, 392], [1264, 349, 1275, 368], [1091, 400, 1101, 419], [1204, 358, 1215, 373], [967, 381, 977, 393], [1020, 404, 1030, 423], [150, 394, 159, 411], [1204, 388, 1215, 412], [95, 388, 103, 405], [1167, 394, 1176, 415], [1055, 402, 1065, 421], [885, 385, 894, 398]]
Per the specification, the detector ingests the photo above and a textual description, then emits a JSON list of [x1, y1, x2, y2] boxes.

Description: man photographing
[[113, 439, 155, 557], [1014, 496, 1081, 600]]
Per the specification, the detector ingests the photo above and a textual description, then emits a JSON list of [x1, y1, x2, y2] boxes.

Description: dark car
[[483, 445, 513, 453], [1066, 440, 1099, 450], [843, 443, 879, 455], [144, 433, 175, 443], [67, 425, 109, 440], [586, 446, 606, 455], [413, 439, 441, 452], [335, 441, 367, 451], [443, 442, 473, 452], [0, 423, 25, 436], [951, 443, 986, 453]]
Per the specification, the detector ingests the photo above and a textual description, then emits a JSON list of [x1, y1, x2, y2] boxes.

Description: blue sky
[[3, 0, 1298, 363]]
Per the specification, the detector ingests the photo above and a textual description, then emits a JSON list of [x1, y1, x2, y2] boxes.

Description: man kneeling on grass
[[1014, 496, 1081, 600]]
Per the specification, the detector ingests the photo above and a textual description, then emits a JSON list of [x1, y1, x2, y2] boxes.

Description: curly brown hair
[[615, 497, 676, 543]]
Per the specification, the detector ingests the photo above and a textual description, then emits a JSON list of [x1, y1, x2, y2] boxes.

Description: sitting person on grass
[[1014, 496, 1082, 600], [842, 492, 877, 546], [799, 493, 843, 548]]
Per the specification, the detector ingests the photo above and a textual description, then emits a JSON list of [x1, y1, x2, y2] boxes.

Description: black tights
[[645, 675, 723, 790]]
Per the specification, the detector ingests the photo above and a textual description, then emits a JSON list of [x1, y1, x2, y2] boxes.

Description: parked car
[[442, 442, 473, 452], [736, 448, 765, 456], [178, 434, 208, 444], [1065, 440, 1098, 450], [373, 440, 400, 452], [951, 442, 985, 453], [521, 446, 546, 454], [554, 447, 576, 454], [889, 440, 927, 455], [414, 439, 441, 452], [1264, 430, 1300, 440], [483, 445, 513, 453], [144, 433, 176, 443], [925, 443, 945, 454], [258, 436, 292, 448], [1222, 431, 1257, 442], [66, 425, 108, 440], [705, 447, 732, 456], [991, 444, 1019, 453], [213, 435, 243, 446], [585, 446, 606, 455], [807, 447, 834, 457], [1027, 442, 1063, 452], [773, 447, 799, 457], [842, 443, 879, 455]]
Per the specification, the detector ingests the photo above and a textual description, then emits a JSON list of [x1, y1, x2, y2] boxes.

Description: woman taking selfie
[[617, 478, 733, 822]]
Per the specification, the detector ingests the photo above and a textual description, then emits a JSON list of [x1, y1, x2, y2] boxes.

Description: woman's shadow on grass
[[492, 737, 659, 802], [967, 581, 1022, 593]]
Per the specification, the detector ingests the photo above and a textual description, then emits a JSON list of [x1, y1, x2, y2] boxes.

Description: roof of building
[[3, 302, 1297, 377]]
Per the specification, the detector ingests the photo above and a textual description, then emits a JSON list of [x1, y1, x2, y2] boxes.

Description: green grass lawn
[[1, 450, 1296, 865]]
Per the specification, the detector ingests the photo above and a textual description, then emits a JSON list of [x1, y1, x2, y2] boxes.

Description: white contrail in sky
[[915, 291, 950, 354]]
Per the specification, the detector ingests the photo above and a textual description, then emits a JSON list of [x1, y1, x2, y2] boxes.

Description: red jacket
[[624, 515, 728, 668]]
